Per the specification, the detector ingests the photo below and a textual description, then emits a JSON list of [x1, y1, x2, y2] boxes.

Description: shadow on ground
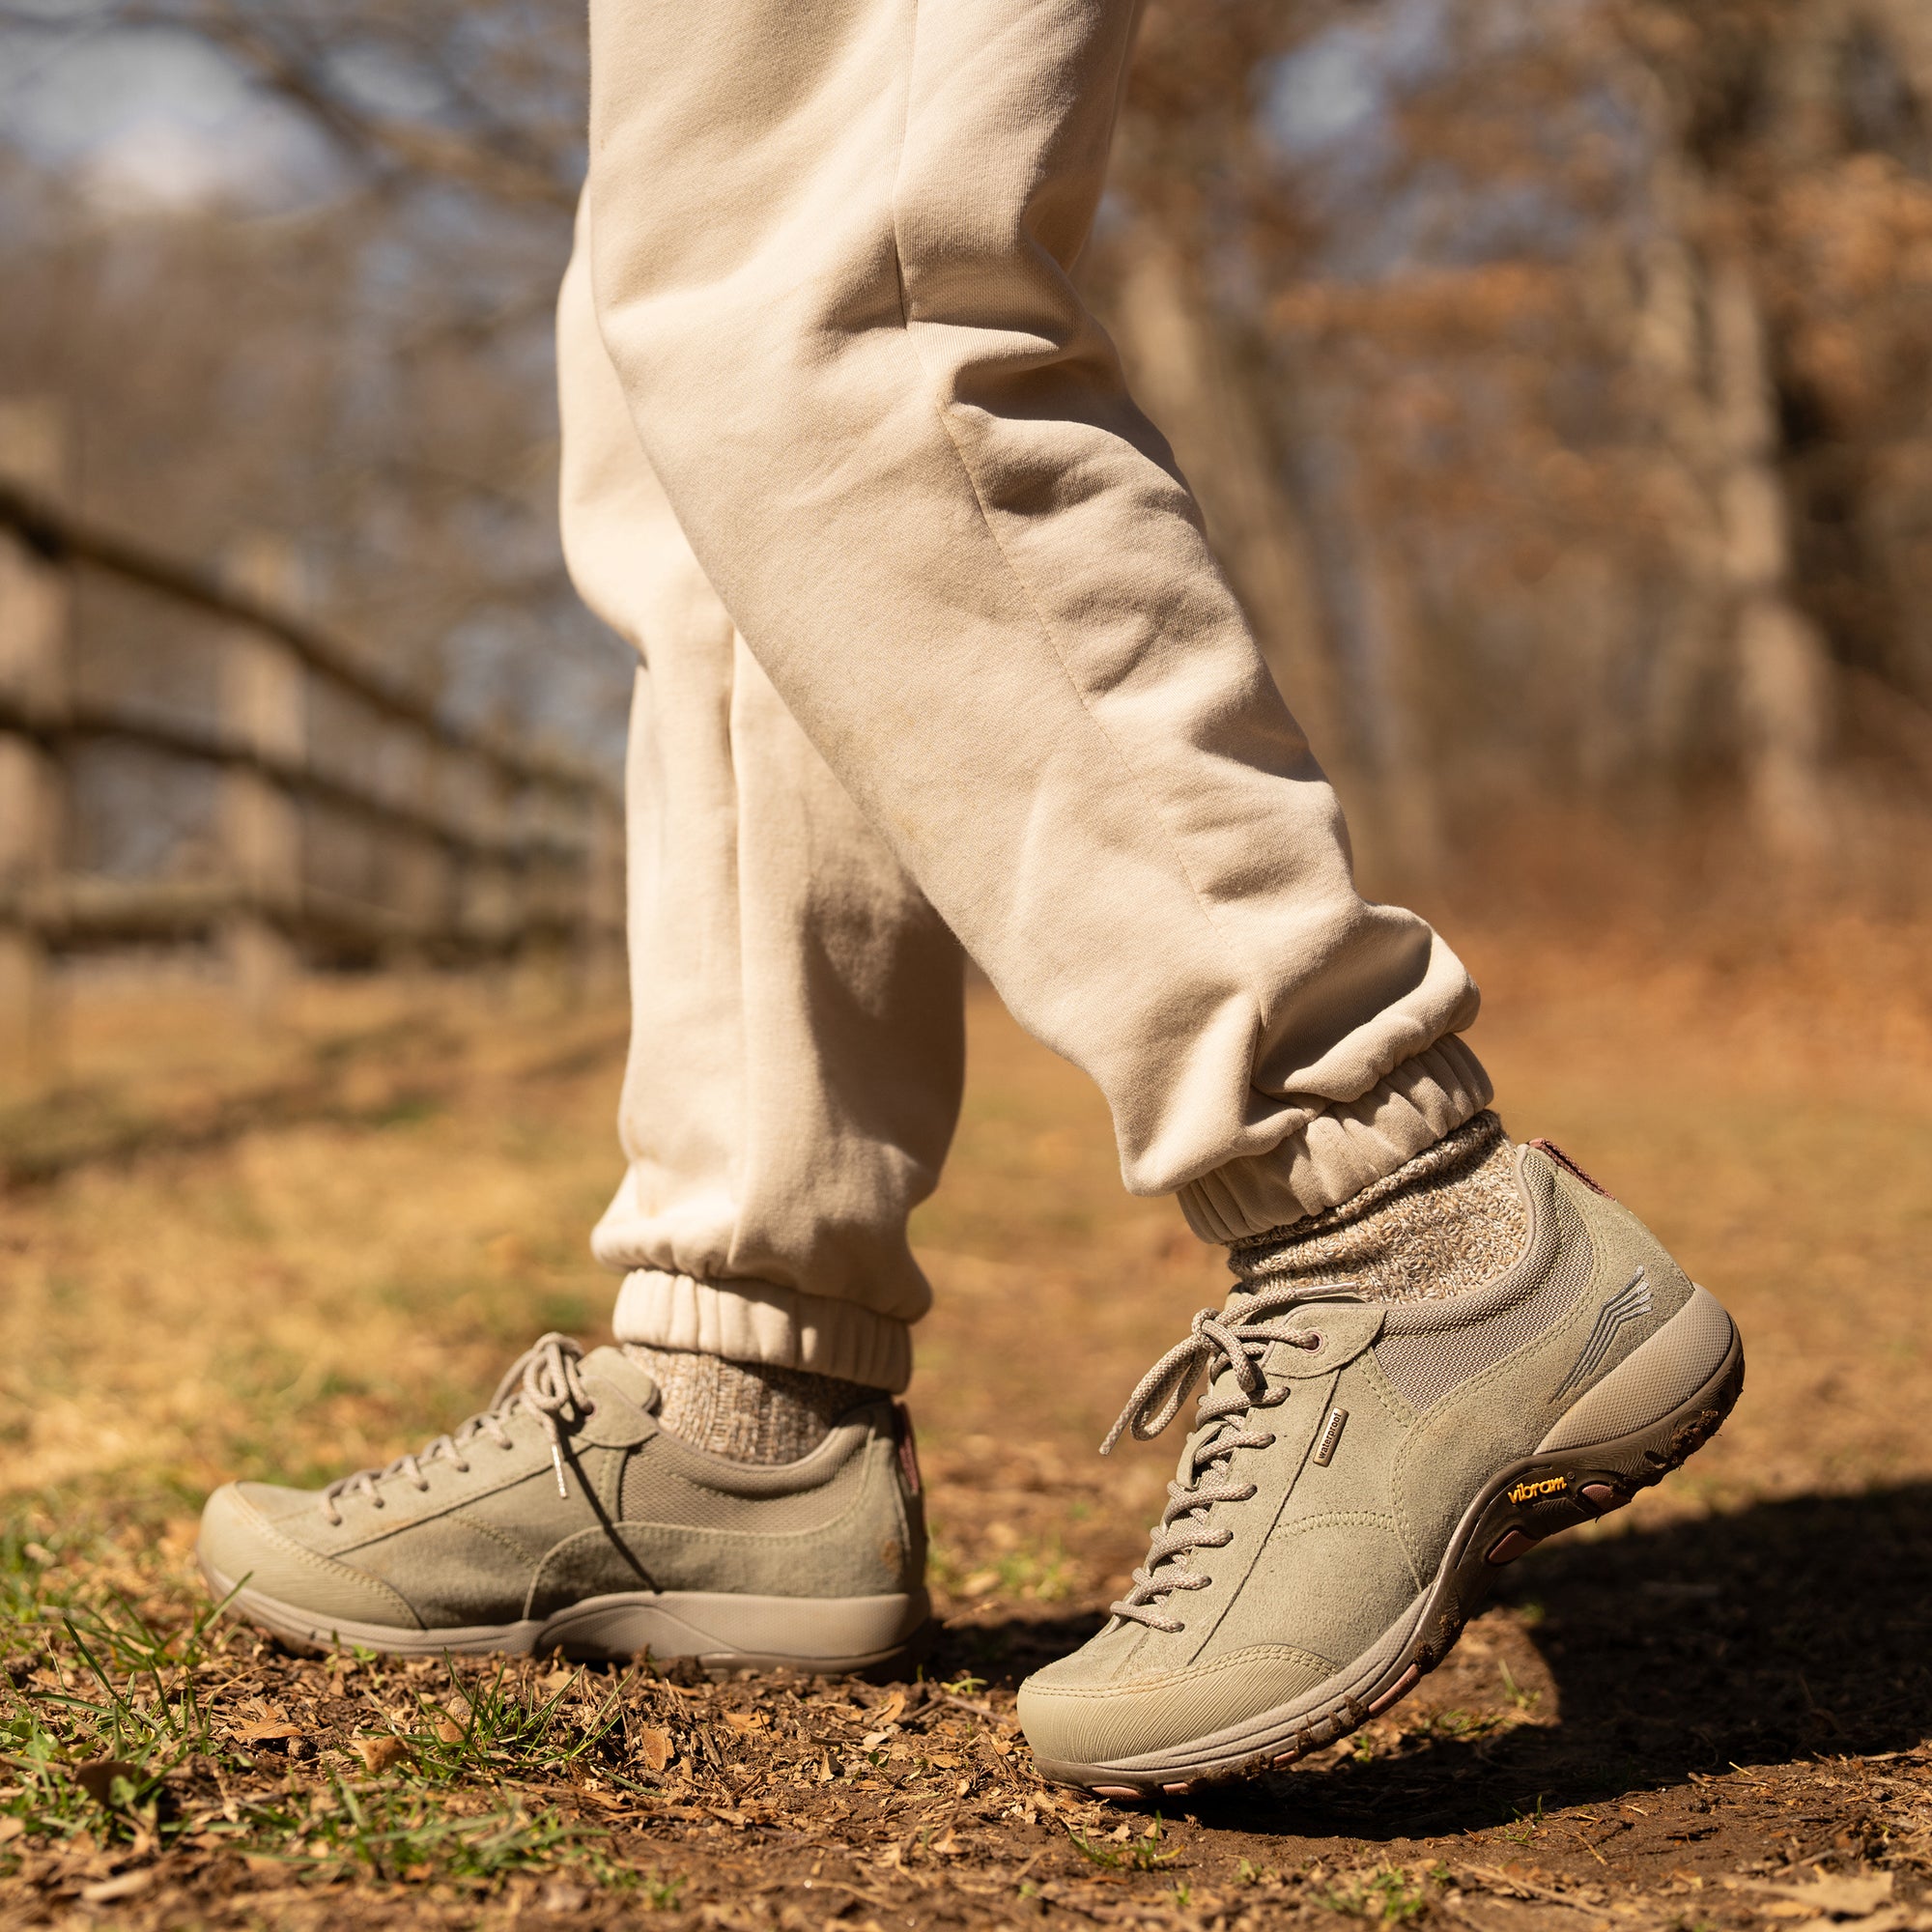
[[932, 1482, 1932, 1843]]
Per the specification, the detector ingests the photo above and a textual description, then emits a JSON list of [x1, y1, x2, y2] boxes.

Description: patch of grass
[[929, 1531, 1078, 1604], [0, 1584, 240, 1856], [395, 1661, 626, 1780], [1501, 1793, 1548, 1845], [1409, 1706, 1511, 1743], [1065, 1815, 1179, 1874], [1314, 1865, 1432, 1922], [1497, 1660, 1542, 1713], [220, 1776, 590, 1885]]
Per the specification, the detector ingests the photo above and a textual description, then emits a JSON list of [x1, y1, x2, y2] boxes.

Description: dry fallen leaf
[[1746, 1875, 1895, 1921], [431, 1712, 467, 1745], [870, 1690, 906, 1727], [1773, 1913, 1929, 1932], [723, 1711, 764, 1735], [79, 1870, 156, 1903], [231, 1720, 305, 1746], [355, 1736, 412, 1774], [636, 1725, 674, 1773]]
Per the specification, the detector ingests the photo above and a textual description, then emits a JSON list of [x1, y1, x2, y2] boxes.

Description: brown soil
[[2, 921, 1930, 1929]]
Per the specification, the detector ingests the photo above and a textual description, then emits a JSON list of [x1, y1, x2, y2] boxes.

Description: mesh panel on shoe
[[618, 1442, 869, 1532], [1374, 1188, 1595, 1412]]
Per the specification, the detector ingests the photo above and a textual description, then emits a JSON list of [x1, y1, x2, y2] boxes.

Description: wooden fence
[[0, 402, 624, 1070]]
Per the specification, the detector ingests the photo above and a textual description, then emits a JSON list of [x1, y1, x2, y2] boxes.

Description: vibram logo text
[[1508, 1475, 1569, 1505]]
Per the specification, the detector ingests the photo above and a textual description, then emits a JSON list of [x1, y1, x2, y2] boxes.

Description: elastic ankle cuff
[[1176, 1037, 1494, 1243], [611, 1269, 911, 1393]]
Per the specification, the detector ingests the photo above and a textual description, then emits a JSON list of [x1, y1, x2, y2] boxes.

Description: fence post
[[587, 785, 625, 991], [399, 734, 452, 965], [219, 534, 304, 1026], [0, 399, 70, 1087]]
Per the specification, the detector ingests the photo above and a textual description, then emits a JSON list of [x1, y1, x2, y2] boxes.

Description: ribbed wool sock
[[622, 1346, 882, 1464], [1229, 1110, 1528, 1304]]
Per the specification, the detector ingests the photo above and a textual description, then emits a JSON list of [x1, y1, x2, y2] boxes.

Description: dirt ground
[[2, 913, 1930, 1930]]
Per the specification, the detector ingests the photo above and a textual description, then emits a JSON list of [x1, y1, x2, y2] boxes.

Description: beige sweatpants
[[560, 0, 1492, 1394]]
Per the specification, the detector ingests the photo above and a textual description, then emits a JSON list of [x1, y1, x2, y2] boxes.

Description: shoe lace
[[1099, 1286, 1325, 1634], [320, 1333, 597, 1525]]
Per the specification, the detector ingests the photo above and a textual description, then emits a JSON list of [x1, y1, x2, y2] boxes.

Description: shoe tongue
[[580, 1346, 659, 1415]]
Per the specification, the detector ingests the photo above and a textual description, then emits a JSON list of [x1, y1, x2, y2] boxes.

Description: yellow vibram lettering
[[1507, 1475, 1569, 1505]]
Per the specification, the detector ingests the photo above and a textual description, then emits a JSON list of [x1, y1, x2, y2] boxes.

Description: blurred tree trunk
[[1106, 231, 1352, 787], [1707, 251, 1837, 867]]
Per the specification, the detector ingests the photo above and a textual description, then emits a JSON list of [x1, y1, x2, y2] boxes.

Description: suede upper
[[199, 1348, 923, 1634], [1018, 1148, 1696, 1767]]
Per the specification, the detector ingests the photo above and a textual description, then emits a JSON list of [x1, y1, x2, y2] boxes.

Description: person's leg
[[558, 207, 966, 1420], [576, 0, 1742, 1776], [188, 213, 960, 1671], [582, 0, 1489, 1238]]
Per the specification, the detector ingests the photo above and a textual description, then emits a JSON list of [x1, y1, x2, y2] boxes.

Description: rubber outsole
[[1031, 1302, 1746, 1800], [200, 1561, 933, 1677]]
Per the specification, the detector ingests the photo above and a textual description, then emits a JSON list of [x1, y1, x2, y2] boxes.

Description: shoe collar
[[637, 1398, 895, 1496]]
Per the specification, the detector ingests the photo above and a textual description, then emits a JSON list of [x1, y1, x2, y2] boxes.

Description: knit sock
[[1229, 1110, 1528, 1304], [622, 1346, 882, 1464]]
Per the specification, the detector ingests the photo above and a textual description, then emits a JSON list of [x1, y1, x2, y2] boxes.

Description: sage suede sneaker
[[1017, 1144, 1744, 1797], [197, 1335, 929, 1670]]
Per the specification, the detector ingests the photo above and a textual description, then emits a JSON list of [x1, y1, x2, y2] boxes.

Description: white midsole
[[203, 1563, 927, 1665]]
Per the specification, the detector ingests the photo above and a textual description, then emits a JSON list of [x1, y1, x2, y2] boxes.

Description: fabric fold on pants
[[561, 0, 1494, 1388], [560, 219, 963, 1395]]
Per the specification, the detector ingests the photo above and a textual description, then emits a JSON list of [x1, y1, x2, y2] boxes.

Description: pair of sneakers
[[197, 1143, 1742, 1793]]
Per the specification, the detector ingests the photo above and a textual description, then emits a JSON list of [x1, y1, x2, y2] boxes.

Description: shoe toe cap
[[1018, 1641, 1332, 1772], [198, 1482, 420, 1634]]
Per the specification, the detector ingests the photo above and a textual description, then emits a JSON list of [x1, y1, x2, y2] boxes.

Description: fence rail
[[0, 401, 623, 1069]]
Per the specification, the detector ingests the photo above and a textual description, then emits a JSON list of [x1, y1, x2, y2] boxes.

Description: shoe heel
[[1460, 1294, 1745, 1578]]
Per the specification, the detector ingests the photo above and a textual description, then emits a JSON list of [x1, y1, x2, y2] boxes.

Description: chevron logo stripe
[[1551, 1268, 1653, 1401]]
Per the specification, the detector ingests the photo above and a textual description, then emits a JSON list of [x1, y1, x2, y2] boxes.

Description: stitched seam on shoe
[[231, 1499, 420, 1627], [329, 1448, 557, 1548], [1354, 1353, 1418, 1432], [618, 1462, 887, 1552], [359, 1516, 535, 1625], [1265, 1510, 1401, 1536], [1029, 1644, 1338, 1703], [1341, 1359, 1424, 1592]]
